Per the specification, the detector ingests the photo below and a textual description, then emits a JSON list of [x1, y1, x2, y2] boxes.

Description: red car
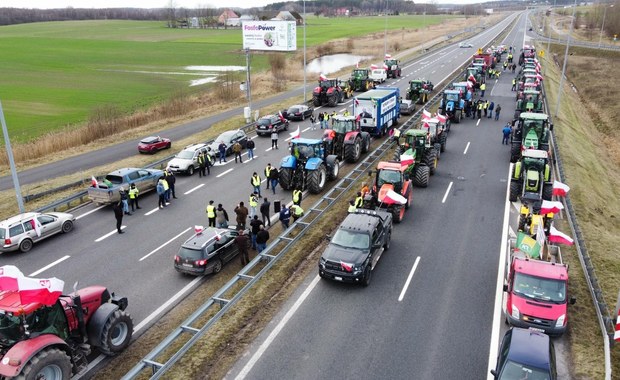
[[138, 136, 171, 154]]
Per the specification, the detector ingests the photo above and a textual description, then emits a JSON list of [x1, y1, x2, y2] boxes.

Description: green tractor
[[465, 66, 484, 88], [510, 112, 552, 163], [509, 149, 553, 205], [405, 79, 433, 104], [393, 129, 438, 188], [515, 89, 543, 118], [349, 69, 375, 92]]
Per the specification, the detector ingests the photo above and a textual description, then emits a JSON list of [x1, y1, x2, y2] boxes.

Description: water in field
[[185, 65, 245, 87], [306, 54, 373, 74]]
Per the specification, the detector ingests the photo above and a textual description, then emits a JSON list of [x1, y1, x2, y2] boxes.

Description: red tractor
[[0, 282, 133, 379], [312, 78, 345, 107], [363, 161, 413, 223], [322, 115, 371, 163]]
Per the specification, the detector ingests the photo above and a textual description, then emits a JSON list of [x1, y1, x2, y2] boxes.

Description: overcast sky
[[2, 0, 486, 9]]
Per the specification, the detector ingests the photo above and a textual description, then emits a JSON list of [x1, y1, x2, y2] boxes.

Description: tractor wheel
[[61, 220, 74, 234], [414, 165, 430, 188], [384, 229, 391, 250], [405, 93, 411, 101], [393, 147, 402, 161], [361, 135, 370, 153], [455, 111, 461, 124], [393, 206, 404, 223], [509, 181, 522, 202], [425, 149, 438, 175], [362, 266, 372, 287], [307, 164, 327, 194], [344, 138, 362, 163], [327, 158, 340, 181], [510, 144, 521, 163], [279, 168, 294, 190], [405, 187, 412, 210], [313, 96, 321, 107], [327, 94, 337, 107], [434, 143, 442, 160], [99, 309, 134, 356], [542, 183, 553, 201], [18, 347, 72, 380], [440, 134, 447, 152]]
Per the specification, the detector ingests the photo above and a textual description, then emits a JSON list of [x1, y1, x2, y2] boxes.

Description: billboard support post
[[245, 48, 252, 112]]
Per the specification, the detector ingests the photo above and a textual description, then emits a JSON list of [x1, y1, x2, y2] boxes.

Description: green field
[[0, 15, 447, 142]]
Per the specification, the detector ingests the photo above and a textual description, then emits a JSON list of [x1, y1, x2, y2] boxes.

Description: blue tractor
[[438, 89, 465, 123], [279, 138, 340, 194]]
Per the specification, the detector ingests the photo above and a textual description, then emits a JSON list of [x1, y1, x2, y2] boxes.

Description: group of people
[[465, 98, 502, 121], [317, 111, 337, 130]]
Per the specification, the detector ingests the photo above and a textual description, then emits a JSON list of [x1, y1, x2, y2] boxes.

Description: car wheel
[[19, 239, 33, 253], [212, 258, 223, 274], [362, 266, 372, 287], [302, 114, 305, 121], [61, 220, 74, 233], [187, 166, 194, 176], [167, 143, 171, 149]]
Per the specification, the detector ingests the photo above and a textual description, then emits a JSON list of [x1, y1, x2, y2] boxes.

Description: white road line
[[235, 275, 321, 380], [487, 164, 513, 380], [265, 147, 273, 152], [217, 168, 234, 178], [441, 182, 453, 203], [95, 226, 126, 242], [29, 255, 71, 276], [144, 207, 160, 216], [398, 256, 421, 302], [76, 205, 106, 220], [463, 141, 471, 154], [250, 135, 258, 140], [339, 108, 346, 112], [139, 227, 191, 261], [476, 119, 481, 127], [509, 226, 517, 238], [184, 183, 204, 195]]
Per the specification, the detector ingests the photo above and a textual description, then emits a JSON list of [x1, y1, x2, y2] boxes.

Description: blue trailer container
[[352, 87, 400, 137]]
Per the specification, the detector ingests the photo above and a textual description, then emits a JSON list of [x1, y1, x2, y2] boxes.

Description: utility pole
[[555, 0, 577, 118], [303, 0, 307, 103], [384, 0, 388, 57], [545, 0, 557, 76], [0, 100, 25, 213], [599, 4, 614, 48]]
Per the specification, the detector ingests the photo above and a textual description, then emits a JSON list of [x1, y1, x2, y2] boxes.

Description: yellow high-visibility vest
[[206, 205, 216, 218]]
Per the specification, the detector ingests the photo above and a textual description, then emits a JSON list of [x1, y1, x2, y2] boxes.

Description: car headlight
[[319, 257, 326, 268], [511, 305, 520, 319], [353, 265, 363, 274], [555, 314, 566, 327]]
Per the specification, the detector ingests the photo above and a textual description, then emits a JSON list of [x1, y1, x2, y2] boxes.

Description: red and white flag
[[91, 175, 99, 188], [340, 261, 353, 272], [370, 64, 377, 70], [194, 225, 204, 234], [319, 73, 327, 81], [400, 154, 414, 166], [278, 111, 286, 123], [548, 225, 574, 245], [536, 74, 544, 81], [0, 265, 25, 291], [552, 181, 570, 197], [468, 74, 476, 83], [30, 218, 42, 238], [383, 63, 389, 70], [540, 200, 564, 215], [422, 109, 432, 120], [615, 309, 620, 342], [290, 125, 300, 139], [385, 53, 392, 59], [383, 189, 407, 205], [17, 276, 64, 306], [356, 61, 360, 69], [535, 223, 546, 248], [436, 113, 447, 123], [354, 98, 360, 106]]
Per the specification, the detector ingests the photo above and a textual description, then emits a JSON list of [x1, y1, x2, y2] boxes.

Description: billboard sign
[[242, 21, 297, 52]]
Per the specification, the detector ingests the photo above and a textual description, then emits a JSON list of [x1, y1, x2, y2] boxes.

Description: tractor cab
[[444, 90, 462, 103], [331, 116, 357, 134], [450, 82, 473, 101], [290, 138, 324, 162], [318, 79, 338, 90], [521, 150, 550, 201], [374, 162, 407, 200], [351, 69, 370, 79]]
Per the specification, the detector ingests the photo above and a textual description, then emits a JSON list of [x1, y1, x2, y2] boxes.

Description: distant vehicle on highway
[[285, 105, 314, 121], [491, 327, 557, 379], [459, 42, 473, 48], [174, 226, 248, 275], [207, 130, 248, 160], [256, 114, 289, 136], [166, 143, 209, 175], [138, 136, 171, 154], [400, 99, 415, 115], [0, 212, 75, 253]]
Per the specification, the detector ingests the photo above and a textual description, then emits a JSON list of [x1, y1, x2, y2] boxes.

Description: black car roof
[[182, 228, 231, 249], [338, 209, 390, 234]]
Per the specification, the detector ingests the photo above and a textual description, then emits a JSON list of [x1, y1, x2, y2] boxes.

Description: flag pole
[[0, 100, 25, 213]]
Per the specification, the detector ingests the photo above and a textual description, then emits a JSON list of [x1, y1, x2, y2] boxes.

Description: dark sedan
[[286, 105, 314, 121], [256, 114, 289, 136], [138, 136, 171, 154], [491, 327, 557, 379], [207, 130, 248, 160]]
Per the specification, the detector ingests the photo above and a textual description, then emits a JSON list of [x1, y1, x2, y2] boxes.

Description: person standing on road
[[480, 82, 486, 97], [119, 188, 131, 215], [318, 112, 325, 129], [310, 112, 316, 130], [198, 151, 206, 177], [348, 200, 357, 213], [235, 229, 250, 267], [156, 177, 166, 209], [271, 130, 279, 149], [472, 100, 479, 119], [128, 183, 141, 212], [206, 200, 216, 227], [511, 78, 517, 91], [256, 225, 270, 253], [260, 197, 271, 227], [161, 176, 170, 203], [279, 205, 291, 229], [251, 172, 262, 197], [218, 141, 227, 163], [495, 104, 502, 121], [483, 100, 489, 118], [291, 204, 304, 222], [268, 166, 279, 194], [246, 139, 255, 160], [354, 192, 364, 208], [112, 201, 124, 234], [249, 192, 259, 219], [264, 164, 272, 190], [166, 170, 177, 199], [512, 63, 517, 73], [234, 202, 249, 229], [502, 124, 512, 145], [488, 101, 494, 119], [293, 188, 302, 206], [331, 111, 336, 126], [232, 141, 243, 163], [323, 112, 329, 129], [215, 204, 229, 228], [249, 215, 263, 250], [477, 100, 483, 119]]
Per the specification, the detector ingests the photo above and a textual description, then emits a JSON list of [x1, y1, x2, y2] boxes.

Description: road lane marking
[[95, 226, 126, 242], [487, 164, 513, 380], [139, 227, 191, 262], [476, 119, 481, 127], [144, 207, 160, 216], [217, 168, 234, 178], [398, 256, 421, 302], [29, 255, 71, 276], [76, 205, 106, 220], [441, 182, 453, 203], [463, 141, 471, 154], [235, 275, 321, 380], [184, 183, 204, 195]]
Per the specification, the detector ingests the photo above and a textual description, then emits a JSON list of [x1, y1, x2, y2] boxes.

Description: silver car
[[166, 143, 209, 175], [0, 212, 76, 253]]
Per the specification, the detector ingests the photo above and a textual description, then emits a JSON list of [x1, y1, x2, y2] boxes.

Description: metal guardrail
[[120, 19, 515, 379], [540, 72, 613, 379]]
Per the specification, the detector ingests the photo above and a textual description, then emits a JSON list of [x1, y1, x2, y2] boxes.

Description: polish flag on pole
[[354, 98, 360, 106], [290, 125, 301, 139], [278, 111, 286, 123], [400, 154, 415, 166], [536, 74, 544, 81], [436, 113, 447, 123], [17, 276, 65, 306], [422, 109, 432, 120], [385, 54, 392, 59], [30, 218, 42, 238], [383, 63, 389, 70], [540, 200, 564, 215], [91, 175, 99, 188], [548, 225, 574, 246], [552, 181, 570, 197], [340, 261, 353, 272], [319, 73, 327, 81], [194, 225, 204, 235], [0, 265, 25, 291], [383, 189, 407, 205], [356, 61, 360, 69]]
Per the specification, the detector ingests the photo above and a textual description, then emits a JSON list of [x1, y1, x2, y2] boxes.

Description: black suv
[[318, 209, 392, 286], [256, 114, 289, 136], [174, 227, 247, 276]]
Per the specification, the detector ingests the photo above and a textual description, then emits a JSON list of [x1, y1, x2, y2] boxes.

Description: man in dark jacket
[[234, 202, 249, 229], [235, 229, 250, 267], [268, 167, 279, 194], [256, 225, 270, 253], [260, 198, 271, 227], [279, 206, 291, 229], [112, 201, 124, 234], [249, 215, 263, 250], [246, 139, 255, 160], [218, 142, 227, 163], [166, 170, 177, 199]]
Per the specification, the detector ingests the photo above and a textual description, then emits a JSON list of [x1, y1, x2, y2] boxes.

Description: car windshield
[[288, 107, 300, 114], [332, 120, 354, 133], [377, 170, 401, 187], [178, 247, 206, 260], [500, 360, 550, 380], [331, 229, 370, 250], [0, 313, 27, 347], [177, 151, 195, 159], [513, 272, 567, 303]]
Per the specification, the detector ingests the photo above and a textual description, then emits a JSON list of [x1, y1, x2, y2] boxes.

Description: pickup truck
[[318, 209, 392, 286], [88, 167, 164, 205], [369, 68, 387, 84]]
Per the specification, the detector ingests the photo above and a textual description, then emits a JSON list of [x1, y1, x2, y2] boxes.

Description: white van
[[369, 68, 387, 84]]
